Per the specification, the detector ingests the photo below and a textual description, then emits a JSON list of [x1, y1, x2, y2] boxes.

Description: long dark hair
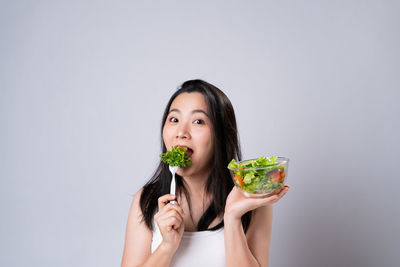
[[139, 79, 252, 232]]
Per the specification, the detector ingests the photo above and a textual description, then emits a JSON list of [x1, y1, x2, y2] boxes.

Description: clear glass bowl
[[227, 157, 289, 198]]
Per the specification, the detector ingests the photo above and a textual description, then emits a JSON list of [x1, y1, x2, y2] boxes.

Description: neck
[[182, 174, 207, 197], [179, 168, 211, 201], [179, 172, 212, 223]]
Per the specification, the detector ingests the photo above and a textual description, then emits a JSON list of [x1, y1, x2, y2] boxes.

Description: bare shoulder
[[129, 188, 148, 224], [121, 188, 153, 267]]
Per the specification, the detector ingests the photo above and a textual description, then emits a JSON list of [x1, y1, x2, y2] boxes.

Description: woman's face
[[162, 92, 214, 177]]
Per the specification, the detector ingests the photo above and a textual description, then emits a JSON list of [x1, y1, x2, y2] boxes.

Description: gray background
[[1, 1, 399, 266]]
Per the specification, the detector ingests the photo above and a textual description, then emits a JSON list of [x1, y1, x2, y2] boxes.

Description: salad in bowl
[[228, 156, 289, 198]]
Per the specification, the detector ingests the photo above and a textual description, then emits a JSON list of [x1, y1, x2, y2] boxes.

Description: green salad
[[228, 156, 286, 194], [160, 146, 192, 168]]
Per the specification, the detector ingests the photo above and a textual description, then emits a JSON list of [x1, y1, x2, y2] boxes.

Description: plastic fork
[[169, 165, 178, 204]]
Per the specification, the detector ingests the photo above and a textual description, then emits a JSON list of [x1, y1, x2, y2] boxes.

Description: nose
[[176, 122, 191, 139]]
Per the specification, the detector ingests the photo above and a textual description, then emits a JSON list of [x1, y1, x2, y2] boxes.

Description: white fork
[[169, 165, 178, 204]]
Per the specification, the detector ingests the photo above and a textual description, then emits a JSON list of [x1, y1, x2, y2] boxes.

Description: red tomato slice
[[270, 169, 281, 182]]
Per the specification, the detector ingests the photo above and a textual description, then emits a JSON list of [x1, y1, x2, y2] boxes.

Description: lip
[[174, 144, 192, 150]]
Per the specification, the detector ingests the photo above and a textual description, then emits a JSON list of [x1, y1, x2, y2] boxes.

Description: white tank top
[[151, 220, 226, 267]]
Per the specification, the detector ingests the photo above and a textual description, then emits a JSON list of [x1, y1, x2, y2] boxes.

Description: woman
[[121, 80, 290, 267]]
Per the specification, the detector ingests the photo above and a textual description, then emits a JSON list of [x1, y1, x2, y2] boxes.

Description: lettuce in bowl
[[228, 156, 289, 197]]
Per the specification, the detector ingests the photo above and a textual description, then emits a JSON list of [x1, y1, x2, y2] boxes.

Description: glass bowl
[[227, 157, 289, 198]]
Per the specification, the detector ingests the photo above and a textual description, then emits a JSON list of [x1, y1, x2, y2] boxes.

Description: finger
[[163, 215, 183, 231], [239, 196, 276, 212], [158, 194, 176, 210], [164, 202, 186, 218], [266, 196, 279, 204], [170, 216, 183, 230], [281, 185, 290, 194], [277, 185, 290, 198], [164, 208, 184, 223], [160, 202, 185, 219], [158, 213, 182, 229], [272, 185, 290, 202], [178, 222, 185, 234], [250, 194, 279, 207], [158, 207, 184, 225]]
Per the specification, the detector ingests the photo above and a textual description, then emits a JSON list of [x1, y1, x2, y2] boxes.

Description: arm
[[121, 190, 184, 267], [245, 205, 274, 267], [224, 186, 289, 267]]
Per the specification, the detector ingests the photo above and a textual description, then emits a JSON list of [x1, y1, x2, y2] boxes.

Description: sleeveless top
[[151, 220, 226, 267]]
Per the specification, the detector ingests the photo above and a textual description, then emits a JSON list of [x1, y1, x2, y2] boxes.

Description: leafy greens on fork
[[160, 146, 192, 168]]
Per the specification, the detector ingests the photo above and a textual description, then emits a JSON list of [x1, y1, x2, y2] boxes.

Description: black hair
[[139, 79, 252, 232]]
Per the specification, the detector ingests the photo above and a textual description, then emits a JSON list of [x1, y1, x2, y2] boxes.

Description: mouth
[[175, 145, 194, 158], [186, 148, 194, 157]]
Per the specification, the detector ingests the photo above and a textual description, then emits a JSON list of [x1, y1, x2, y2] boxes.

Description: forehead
[[169, 92, 207, 112]]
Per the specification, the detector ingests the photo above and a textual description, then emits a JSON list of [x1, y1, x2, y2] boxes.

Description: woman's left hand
[[224, 185, 290, 220]]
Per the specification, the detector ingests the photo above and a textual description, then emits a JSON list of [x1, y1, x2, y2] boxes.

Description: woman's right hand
[[154, 194, 185, 253]]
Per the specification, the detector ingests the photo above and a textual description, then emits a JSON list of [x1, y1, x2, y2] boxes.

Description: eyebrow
[[168, 108, 209, 118]]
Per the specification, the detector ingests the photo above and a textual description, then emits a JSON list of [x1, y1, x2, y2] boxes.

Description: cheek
[[198, 131, 214, 154], [162, 126, 172, 147]]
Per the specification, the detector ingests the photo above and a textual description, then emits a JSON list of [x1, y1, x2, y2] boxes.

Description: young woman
[[121, 80, 290, 267]]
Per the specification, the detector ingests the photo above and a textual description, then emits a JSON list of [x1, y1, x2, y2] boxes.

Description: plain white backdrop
[[1, 1, 399, 266]]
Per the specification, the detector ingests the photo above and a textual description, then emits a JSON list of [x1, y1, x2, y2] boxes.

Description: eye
[[169, 117, 178, 123], [194, 119, 204, 124]]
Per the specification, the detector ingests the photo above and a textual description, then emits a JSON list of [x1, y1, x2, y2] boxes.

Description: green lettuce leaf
[[160, 146, 192, 168]]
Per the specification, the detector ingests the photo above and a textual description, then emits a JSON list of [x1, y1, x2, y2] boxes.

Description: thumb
[[259, 194, 279, 205]]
